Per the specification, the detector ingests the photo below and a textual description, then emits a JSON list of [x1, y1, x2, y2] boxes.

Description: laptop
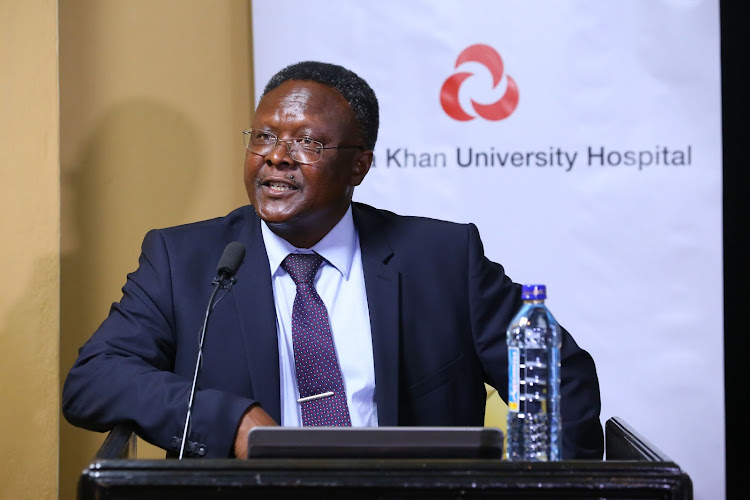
[[246, 426, 504, 459]]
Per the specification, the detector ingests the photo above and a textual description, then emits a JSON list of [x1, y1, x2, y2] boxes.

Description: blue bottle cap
[[521, 284, 546, 300]]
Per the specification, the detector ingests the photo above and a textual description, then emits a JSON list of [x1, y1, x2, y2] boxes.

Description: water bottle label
[[508, 346, 520, 412]]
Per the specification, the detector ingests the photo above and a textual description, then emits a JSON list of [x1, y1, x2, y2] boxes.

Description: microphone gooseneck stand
[[179, 242, 245, 459]]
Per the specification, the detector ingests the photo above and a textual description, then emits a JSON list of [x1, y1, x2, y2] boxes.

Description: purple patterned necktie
[[282, 253, 352, 426]]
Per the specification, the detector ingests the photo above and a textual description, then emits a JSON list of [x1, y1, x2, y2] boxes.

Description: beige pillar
[[0, 1, 60, 499]]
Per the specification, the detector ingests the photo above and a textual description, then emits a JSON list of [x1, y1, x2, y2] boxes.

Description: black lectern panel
[[78, 417, 693, 500]]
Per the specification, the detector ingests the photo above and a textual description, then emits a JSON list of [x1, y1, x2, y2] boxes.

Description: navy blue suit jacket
[[63, 203, 603, 459]]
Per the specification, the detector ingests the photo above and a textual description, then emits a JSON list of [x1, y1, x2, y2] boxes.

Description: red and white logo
[[440, 44, 519, 121]]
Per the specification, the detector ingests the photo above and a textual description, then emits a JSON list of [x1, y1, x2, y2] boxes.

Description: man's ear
[[350, 149, 373, 186]]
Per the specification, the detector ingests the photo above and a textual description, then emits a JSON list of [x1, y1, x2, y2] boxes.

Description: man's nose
[[266, 140, 294, 164]]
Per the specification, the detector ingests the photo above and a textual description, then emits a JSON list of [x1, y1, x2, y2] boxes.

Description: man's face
[[244, 80, 371, 248]]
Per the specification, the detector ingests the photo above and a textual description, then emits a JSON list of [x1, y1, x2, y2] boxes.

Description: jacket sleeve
[[465, 223, 604, 459], [62, 229, 255, 458]]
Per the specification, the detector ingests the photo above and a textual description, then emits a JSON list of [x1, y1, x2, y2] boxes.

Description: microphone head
[[216, 241, 246, 278]]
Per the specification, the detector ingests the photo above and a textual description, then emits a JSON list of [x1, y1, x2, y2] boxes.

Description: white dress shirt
[[260, 205, 378, 427]]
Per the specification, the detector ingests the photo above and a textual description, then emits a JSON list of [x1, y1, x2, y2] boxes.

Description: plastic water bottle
[[506, 284, 562, 461]]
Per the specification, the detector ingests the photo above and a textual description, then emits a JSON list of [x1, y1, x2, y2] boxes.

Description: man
[[63, 61, 603, 460]]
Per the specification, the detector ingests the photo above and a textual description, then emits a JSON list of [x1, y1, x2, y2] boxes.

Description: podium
[[78, 417, 692, 499]]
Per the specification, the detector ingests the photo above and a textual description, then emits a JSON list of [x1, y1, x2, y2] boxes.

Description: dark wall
[[720, 0, 744, 497]]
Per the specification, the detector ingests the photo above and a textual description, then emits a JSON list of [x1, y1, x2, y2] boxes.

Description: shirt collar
[[261, 205, 357, 278]]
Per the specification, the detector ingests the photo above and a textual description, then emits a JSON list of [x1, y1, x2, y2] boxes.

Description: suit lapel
[[231, 208, 282, 423], [354, 204, 400, 426]]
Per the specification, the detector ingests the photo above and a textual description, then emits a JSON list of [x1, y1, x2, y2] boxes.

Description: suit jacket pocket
[[407, 354, 467, 400]]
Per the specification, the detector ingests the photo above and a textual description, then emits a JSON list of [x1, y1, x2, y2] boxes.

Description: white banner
[[252, 1, 724, 498]]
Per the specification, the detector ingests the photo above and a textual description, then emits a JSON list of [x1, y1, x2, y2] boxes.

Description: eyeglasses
[[243, 128, 364, 164]]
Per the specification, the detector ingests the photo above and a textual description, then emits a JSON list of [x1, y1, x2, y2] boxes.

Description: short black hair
[[262, 61, 379, 150]]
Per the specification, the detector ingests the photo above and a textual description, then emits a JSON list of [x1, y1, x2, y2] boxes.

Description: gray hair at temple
[[261, 61, 380, 151]]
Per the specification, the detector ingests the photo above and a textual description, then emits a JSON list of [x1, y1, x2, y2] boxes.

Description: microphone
[[179, 241, 246, 459], [215, 241, 246, 282]]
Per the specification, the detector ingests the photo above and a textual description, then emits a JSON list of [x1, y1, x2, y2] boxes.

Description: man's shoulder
[[352, 202, 477, 256], [141, 206, 259, 252], [156, 205, 256, 236], [352, 202, 470, 232]]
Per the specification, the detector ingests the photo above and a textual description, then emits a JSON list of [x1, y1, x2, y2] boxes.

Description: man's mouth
[[261, 178, 298, 195], [267, 181, 293, 191]]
